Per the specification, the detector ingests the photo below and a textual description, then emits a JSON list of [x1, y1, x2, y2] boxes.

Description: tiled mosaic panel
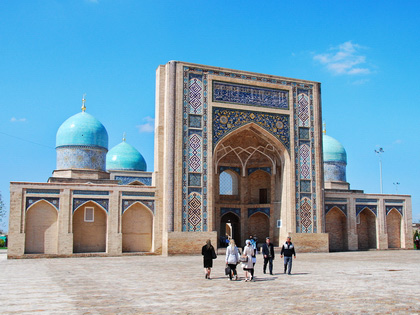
[[189, 74, 203, 115], [298, 196, 312, 233], [72, 198, 109, 213], [300, 180, 311, 193], [188, 133, 202, 172], [26, 189, 60, 194], [248, 207, 270, 217], [324, 162, 346, 182], [212, 81, 289, 109], [248, 167, 271, 175], [122, 199, 155, 214], [183, 71, 207, 231], [220, 207, 241, 217], [386, 206, 403, 216], [299, 127, 309, 140], [26, 197, 59, 211], [188, 192, 202, 231], [56, 146, 107, 171], [356, 205, 377, 216], [325, 204, 347, 216], [73, 190, 109, 195], [115, 176, 152, 186], [299, 143, 311, 179], [297, 92, 309, 127], [213, 107, 290, 149]]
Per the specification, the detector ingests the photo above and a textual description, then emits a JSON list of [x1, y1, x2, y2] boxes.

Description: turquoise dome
[[56, 111, 108, 149], [323, 134, 347, 164], [106, 141, 147, 171]]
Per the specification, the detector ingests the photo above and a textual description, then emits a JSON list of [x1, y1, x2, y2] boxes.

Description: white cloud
[[10, 117, 26, 123], [136, 116, 155, 133], [314, 41, 371, 75]]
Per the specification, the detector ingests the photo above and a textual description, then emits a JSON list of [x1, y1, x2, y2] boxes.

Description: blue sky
[[1, 0, 420, 231]]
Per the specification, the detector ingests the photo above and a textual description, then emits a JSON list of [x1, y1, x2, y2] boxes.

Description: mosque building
[[7, 61, 413, 258]]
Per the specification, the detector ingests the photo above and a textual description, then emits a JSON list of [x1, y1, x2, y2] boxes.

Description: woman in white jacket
[[225, 239, 240, 281], [242, 239, 254, 281]]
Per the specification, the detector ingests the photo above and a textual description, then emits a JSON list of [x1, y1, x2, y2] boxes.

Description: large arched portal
[[214, 124, 289, 246], [25, 200, 58, 254], [357, 208, 377, 250]]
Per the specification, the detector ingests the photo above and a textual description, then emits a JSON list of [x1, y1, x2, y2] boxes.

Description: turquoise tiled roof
[[323, 134, 347, 164], [106, 141, 147, 171], [56, 112, 108, 149]]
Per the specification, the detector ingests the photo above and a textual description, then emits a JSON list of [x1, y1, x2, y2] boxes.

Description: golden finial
[[322, 121, 326, 134], [122, 132, 126, 142], [81, 93, 86, 112]]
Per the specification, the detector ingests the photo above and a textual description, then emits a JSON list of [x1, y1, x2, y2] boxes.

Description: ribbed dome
[[56, 111, 108, 149], [323, 134, 347, 164], [106, 141, 147, 171]]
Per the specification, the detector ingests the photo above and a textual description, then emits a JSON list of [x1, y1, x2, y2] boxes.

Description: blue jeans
[[284, 256, 293, 274]]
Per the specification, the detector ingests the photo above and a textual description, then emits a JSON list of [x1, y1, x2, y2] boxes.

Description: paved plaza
[[1, 249, 419, 314]]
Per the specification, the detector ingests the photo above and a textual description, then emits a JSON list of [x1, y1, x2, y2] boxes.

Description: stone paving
[[1, 249, 420, 314]]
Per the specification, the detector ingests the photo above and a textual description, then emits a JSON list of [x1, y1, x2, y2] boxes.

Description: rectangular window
[[84, 207, 94, 222], [259, 189, 268, 204]]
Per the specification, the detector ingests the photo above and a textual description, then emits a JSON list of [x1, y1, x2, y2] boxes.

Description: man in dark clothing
[[262, 237, 275, 275], [280, 236, 296, 275]]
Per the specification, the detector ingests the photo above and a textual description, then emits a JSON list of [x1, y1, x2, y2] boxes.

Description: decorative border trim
[[26, 197, 59, 211]]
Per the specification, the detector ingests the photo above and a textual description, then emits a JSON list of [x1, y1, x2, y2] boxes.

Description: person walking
[[225, 239, 240, 281], [280, 236, 296, 275], [242, 239, 254, 281], [202, 239, 217, 279], [262, 237, 275, 275]]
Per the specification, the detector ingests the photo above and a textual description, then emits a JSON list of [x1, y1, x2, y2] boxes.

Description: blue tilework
[[356, 198, 378, 203], [221, 207, 241, 217], [325, 204, 347, 216], [220, 166, 241, 174], [122, 191, 155, 197], [386, 206, 403, 216], [356, 205, 377, 216], [212, 81, 289, 109], [26, 189, 60, 195], [122, 200, 155, 214], [324, 162, 347, 182], [73, 190, 109, 195], [213, 107, 290, 149], [248, 167, 271, 176], [115, 176, 152, 186], [248, 207, 270, 217], [73, 198, 109, 213], [189, 115, 202, 128], [26, 197, 59, 211], [300, 180, 311, 193]]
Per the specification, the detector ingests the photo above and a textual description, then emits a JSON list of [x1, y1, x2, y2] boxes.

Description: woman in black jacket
[[202, 239, 217, 279]]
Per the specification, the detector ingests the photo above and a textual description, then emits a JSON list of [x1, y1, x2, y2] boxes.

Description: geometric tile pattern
[[300, 180, 311, 193], [188, 133, 202, 172], [122, 191, 155, 197], [299, 196, 313, 233], [188, 192, 202, 231], [183, 71, 207, 231], [298, 92, 310, 127], [248, 207, 270, 217], [26, 189, 60, 195], [299, 143, 311, 179], [212, 81, 289, 109], [122, 199, 155, 214], [73, 190, 109, 195], [56, 146, 107, 171], [72, 198, 109, 213], [26, 197, 59, 211], [213, 107, 290, 149]]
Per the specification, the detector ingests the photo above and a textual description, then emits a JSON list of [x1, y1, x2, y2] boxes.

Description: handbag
[[225, 266, 231, 275], [239, 255, 248, 263]]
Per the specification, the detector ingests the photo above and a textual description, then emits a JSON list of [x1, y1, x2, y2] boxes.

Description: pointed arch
[[357, 208, 377, 250], [122, 202, 153, 252], [386, 208, 402, 248], [325, 206, 347, 251], [25, 200, 58, 254]]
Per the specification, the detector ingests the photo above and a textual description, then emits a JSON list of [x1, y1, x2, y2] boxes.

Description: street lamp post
[[374, 148, 384, 194]]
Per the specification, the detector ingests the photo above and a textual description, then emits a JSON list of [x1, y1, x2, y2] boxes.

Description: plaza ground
[[1, 249, 419, 314]]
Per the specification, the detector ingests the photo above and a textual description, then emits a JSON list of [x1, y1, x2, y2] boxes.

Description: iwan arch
[[8, 61, 412, 258]]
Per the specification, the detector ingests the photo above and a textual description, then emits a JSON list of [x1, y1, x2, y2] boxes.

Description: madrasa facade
[[8, 61, 413, 258]]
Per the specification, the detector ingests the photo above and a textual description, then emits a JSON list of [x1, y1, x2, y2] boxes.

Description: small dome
[[56, 111, 108, 149], [106, 140, 147, 171], [323, 134, 347, 164]]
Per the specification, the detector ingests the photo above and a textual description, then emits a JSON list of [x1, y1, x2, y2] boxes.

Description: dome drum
[[324, 161, 347, 183], [56, 146, 107, 171]]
